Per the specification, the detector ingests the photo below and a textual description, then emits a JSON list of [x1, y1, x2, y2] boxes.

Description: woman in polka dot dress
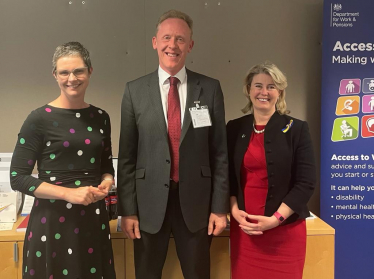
[[10, 42, 116, 278]]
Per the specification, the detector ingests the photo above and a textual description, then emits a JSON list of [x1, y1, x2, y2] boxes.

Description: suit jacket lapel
[[180, 69, 201, 144], [148, 70, 168, 140], [233, 113, 287, 192], [264, 112, 285, 143]]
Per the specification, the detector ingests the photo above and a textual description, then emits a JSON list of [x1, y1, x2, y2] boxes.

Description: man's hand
[[121, 215, 141, 239], [208, 213, 227, 236]]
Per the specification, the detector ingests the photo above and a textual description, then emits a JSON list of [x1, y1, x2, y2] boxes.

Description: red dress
[[230, 126, 306, 279]]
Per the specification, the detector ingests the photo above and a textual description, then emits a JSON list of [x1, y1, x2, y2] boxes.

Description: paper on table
[[0, 153, 12, 166], [0, 153, 12, 159], [0, 181, 12, 192], [0, 154, 12, 192], [0, 222, 14, 231], [0, 162, 11, 171], [0, 153, 12, 173], [21, 195, 35, 216]]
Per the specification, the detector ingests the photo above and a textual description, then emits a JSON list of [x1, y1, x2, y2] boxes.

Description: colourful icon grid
[[332, 79, 374, 142]]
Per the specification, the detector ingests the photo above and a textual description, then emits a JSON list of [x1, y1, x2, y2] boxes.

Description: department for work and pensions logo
[[334, 4, 342, 11]]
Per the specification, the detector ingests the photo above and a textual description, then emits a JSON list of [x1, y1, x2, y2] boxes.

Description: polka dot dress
[[10, 105, 116, 278]]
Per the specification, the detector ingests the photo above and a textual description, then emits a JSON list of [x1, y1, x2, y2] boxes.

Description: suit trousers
[[133, 181, 213, 279]]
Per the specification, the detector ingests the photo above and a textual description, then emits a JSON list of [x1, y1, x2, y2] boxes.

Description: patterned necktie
[[167, 76, 181, 182]]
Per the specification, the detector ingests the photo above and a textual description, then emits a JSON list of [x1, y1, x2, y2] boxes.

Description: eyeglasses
[[56, 67, 88, 79]]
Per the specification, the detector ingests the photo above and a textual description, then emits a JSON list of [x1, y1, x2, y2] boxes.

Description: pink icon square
[[362, 95, 374, 113], [339, 79, 361, 95]]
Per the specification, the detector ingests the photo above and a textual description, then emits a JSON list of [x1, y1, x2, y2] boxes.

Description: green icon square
[[331, 117, 359, 142]]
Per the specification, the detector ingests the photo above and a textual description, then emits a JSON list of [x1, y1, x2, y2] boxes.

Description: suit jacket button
[[266, 140, 271, 144], [267, 149, 272, 153], [268, 161, 273, 165], [164, 184, 169, 188], [271, 184, 275, 188], [166, 160, 170, 164]]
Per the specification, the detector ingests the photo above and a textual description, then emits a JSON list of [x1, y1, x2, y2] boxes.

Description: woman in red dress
[[227, 62, 316, 279]]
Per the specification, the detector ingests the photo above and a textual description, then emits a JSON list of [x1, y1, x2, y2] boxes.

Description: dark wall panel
[[0, 0, 323, 213]]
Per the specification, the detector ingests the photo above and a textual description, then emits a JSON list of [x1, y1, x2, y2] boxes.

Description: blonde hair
[[156, 10, 193, 37], [242, 62, 290, 115]]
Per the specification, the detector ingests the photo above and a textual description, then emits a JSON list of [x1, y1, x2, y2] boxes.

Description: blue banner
[[321, 1, 374, 278]]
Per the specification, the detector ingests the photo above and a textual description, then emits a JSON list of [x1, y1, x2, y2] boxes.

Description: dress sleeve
[[100, 112, 115, 177], [282, 121, 316, 215], [10, 110, 45, 196]]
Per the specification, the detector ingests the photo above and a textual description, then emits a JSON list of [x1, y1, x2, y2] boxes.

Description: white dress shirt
[[158, 66, 187, 127]]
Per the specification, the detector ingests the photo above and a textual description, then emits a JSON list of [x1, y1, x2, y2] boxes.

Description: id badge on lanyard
[[189, 101, 212, 128]]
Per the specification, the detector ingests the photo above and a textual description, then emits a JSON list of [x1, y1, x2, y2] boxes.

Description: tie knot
[[169, 76, 179, 86]]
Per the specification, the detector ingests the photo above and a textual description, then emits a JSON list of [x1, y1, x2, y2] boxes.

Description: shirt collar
[[158, 66, 187, 85]]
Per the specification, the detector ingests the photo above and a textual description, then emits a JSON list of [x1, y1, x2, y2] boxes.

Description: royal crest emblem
[[333, 4, 342, 11]]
